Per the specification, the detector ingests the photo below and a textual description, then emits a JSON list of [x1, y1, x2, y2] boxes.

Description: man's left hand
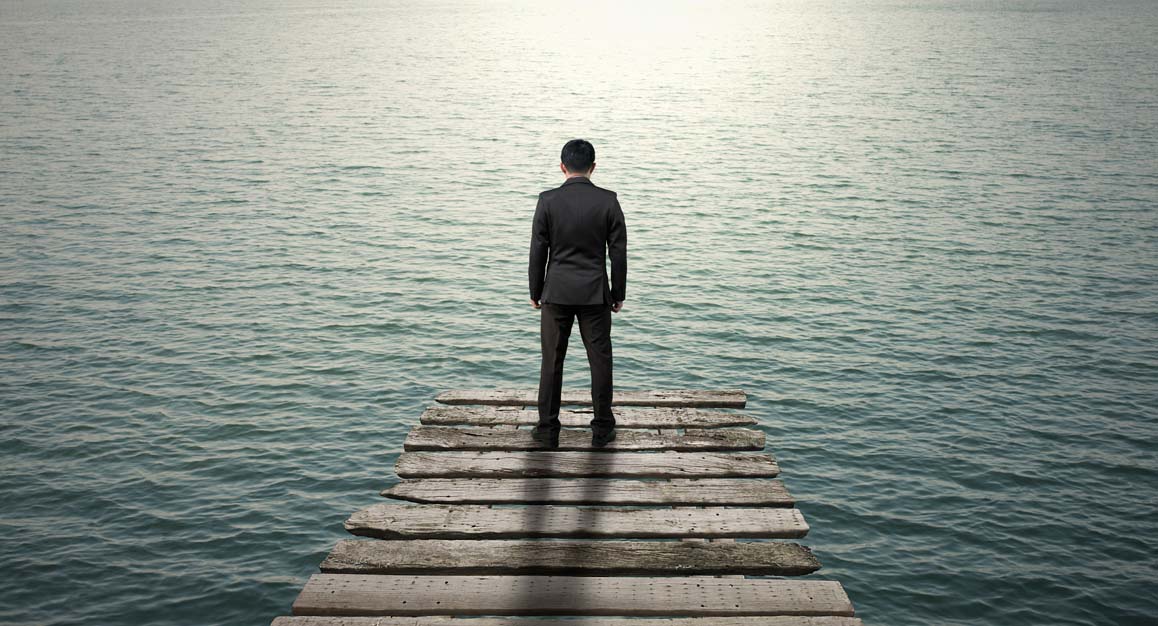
[[530, 298, 541, 309]]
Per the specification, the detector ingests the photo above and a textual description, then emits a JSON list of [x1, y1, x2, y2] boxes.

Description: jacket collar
[[561, 176, 592, 186]]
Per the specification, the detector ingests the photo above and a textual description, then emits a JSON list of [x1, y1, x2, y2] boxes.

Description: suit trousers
[[537, 301, 615, 432]]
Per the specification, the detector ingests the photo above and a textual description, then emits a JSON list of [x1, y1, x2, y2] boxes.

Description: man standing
[[528, 139, 627, 449]]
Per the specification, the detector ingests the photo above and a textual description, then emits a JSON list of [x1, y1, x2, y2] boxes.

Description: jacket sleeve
[[528, 193, 550, 301], [607, 194, 627, 302]]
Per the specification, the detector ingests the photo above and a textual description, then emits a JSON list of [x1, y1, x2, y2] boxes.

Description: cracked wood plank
[[343, 503, 808, 539], [420, 406, 757, 429], [381, 477, 794, 506], [320, 538, 820, 576], [290, 574, 852, 617], [395, 451, 780, 479], [434, 389, 746, 408], [404, 426, 765, 452], [274, 617, 864, 626]]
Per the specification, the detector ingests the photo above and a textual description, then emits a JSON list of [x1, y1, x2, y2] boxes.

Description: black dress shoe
[[591, 427, 616, 448], [531, 426, 560, 448]]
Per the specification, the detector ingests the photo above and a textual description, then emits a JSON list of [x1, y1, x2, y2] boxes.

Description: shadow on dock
[[516, 413, 612, 611]]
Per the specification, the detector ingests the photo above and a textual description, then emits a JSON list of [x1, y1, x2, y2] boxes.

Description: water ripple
[[3, 1, 1158, 625]]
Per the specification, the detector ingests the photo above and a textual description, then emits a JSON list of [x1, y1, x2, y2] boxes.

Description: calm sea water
[[2, 0, 1156, 624]]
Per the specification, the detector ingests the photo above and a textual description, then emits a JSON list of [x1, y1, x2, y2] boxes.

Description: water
[[2, 0, 1156, 624]]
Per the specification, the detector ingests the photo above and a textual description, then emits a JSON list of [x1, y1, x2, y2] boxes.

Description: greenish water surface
[[2, 1, 1156, 624]]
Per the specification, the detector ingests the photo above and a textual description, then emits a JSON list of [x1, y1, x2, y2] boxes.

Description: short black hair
[[561, 139, 595, 174]]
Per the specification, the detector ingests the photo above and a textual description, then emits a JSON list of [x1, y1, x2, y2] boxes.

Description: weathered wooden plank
[[395, 451, 779, 479], [381, 477, 794, 506], [435, 389, 747, 408], [704, 534, 741, 578], [420, 406, 757, 429], [291, 574, 852, 617], [677, 505, 708, 546], [273, 617, 865, 626], [404, 426, 765, 452], [320, 538, 819, 576], [344, 504, 808, 539]]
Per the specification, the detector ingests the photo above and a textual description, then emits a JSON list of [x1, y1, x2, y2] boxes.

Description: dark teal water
[[2, 0, 1156, 624]]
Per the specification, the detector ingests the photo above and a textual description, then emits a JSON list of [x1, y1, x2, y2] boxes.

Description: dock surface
[[272, 388, 862, 625]]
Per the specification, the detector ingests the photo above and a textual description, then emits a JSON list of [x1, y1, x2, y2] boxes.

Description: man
[[528, 139, 627, 449]]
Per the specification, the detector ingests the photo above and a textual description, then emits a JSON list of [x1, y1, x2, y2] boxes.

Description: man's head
[[560, 139, 596, 177]]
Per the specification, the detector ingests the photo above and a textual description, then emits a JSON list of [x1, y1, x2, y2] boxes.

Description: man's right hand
[[611, 301, 623, 313]]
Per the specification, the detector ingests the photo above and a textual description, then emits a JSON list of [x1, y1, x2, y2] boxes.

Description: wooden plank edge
[[435, 389, 747, 409], [274, 617, 865, 626], [319, 538, 821, 576], [394, 451, 781, 479], [420, 406, 759, 429], [342, 504, 810, 540], [402, 426, 765, 452], [379, 478, 795, 507], [290, 574, 852, 617]]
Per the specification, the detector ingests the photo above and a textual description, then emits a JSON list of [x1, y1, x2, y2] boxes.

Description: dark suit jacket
[[529, 175, 627, 306]]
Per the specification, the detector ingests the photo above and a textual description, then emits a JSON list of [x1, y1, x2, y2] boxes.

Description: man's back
[[528, 175, 627, 306]]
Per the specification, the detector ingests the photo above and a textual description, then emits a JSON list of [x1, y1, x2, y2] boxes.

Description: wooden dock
[[271, 388, 863, 625]]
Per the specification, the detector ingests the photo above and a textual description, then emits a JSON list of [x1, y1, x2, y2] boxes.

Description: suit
[[529, 175, 627, 306], [528, 175, 627, 431]]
